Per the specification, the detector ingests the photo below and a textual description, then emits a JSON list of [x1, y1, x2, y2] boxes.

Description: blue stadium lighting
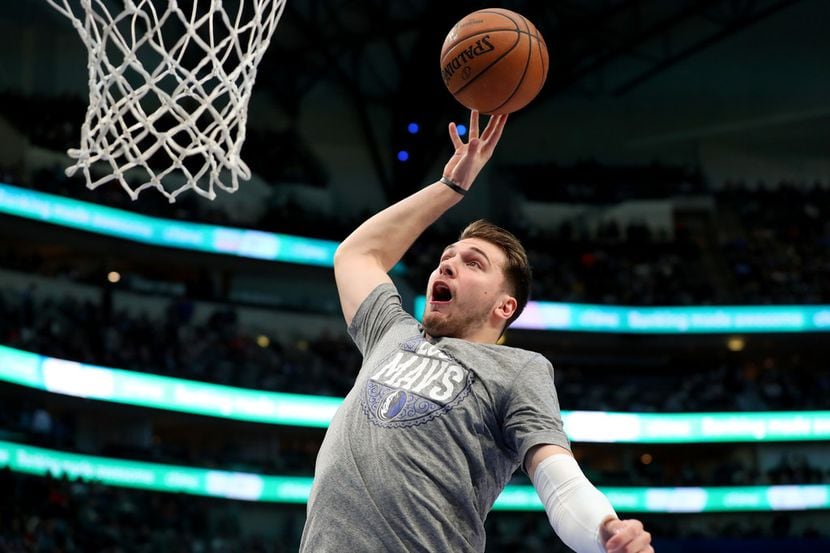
[[397, 150, 410, 162], [407, 122, 419, 134], [456, 124, 467, 137]]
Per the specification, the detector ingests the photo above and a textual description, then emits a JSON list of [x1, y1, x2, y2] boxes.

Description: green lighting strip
[[2, 345, 830, 443], [415, 296, 830, 333], [1, 440, 826, 512], [0, 345, 340, 428], [0, 182, 341, 268]]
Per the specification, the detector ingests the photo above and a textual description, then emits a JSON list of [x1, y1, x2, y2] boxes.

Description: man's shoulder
[[446, 340, 549, 373], [482, 342, 546, 365], [365, 282, 402, 303], [352, 283, 411, 326], [349, 282, 419, 349]]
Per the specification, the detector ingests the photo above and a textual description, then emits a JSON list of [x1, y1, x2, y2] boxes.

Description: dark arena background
[[1, 1, 830, 551]]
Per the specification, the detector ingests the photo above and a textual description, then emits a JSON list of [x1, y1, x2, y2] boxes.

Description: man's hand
[[600, 517, 653, 553], [442, 110, 507, 191]]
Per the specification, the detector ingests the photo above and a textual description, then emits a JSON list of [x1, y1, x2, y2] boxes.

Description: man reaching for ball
[[299, 111, 653, 553]]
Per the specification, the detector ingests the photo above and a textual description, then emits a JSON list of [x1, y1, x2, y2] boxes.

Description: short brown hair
[[459, 219, 531, 328]]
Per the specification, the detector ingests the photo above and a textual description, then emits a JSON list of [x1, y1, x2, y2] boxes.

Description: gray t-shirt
[[300, 284, 570, 552]]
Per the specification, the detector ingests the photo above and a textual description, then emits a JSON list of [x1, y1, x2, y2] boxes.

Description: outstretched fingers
[[442, 109, 508, 189], [448, 122, 464, 150], [449, 110, 507, 151], [469, 109, 480, 139], [480, 113, 508, 154]]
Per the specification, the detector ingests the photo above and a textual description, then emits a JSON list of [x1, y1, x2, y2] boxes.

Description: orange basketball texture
[[440, 8, 548, 114]]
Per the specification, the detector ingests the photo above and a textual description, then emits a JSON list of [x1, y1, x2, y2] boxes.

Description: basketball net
[[46, 0, 287, 202]]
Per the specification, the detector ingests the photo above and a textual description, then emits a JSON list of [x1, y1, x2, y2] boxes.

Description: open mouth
[[431, 281, 453, 303]]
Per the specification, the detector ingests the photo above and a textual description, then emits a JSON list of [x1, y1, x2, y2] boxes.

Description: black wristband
[[440, 176, 467, 196]]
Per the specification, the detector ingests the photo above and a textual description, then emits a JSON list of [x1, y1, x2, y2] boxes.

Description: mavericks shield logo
[[363, 339, 473, 428]]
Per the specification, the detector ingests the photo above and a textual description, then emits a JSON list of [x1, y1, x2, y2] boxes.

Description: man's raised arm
[[333, 111, 507, 326]]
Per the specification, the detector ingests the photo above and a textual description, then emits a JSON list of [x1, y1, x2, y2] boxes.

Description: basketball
[[440, 8, 548, 115]]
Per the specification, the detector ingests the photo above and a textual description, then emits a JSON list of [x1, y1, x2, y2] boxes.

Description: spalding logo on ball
[[440, 8, 548, 114]]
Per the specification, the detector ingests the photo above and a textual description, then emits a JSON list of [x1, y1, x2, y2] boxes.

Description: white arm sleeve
[[530, 454, 618, 553]]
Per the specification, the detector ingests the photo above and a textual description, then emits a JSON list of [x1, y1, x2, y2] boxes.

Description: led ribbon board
[[0, 182, 339, 267], [1, 440, 827, 512], [0, 345, 340, 428], [415, 297, 830, 333], [2, 345, 830, 443]]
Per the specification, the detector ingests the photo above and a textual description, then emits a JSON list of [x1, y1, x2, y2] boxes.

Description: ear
[[493, 294, 517, 323]]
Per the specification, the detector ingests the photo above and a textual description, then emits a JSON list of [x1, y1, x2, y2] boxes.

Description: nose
[[439, 260, 455, 277]]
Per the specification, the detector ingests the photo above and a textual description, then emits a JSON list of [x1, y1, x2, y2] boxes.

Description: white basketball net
[[47, 0, 287, 202]]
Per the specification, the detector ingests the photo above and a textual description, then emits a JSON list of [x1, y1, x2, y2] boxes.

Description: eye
[[467, 260, 481, 268]]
